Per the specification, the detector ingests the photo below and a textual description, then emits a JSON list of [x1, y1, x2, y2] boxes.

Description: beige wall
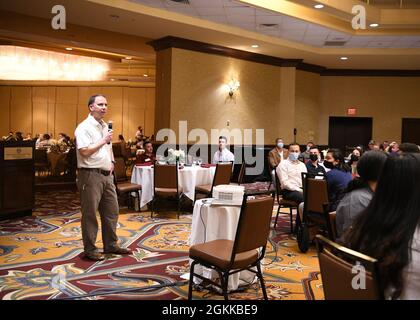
[[0, 85, 155, 140], [319, 76, 420, 145], [166, 48, 296, 144], [156, 47, 420, 146], [295, 70, 321, 144]]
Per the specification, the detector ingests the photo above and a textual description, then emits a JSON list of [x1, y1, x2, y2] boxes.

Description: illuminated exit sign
[[347, 108, 357, 116]]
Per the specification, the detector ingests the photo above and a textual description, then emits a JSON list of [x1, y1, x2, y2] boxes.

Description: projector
[[211, 184, 245, 206]]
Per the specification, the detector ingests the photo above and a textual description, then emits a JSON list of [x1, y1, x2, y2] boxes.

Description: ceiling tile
[[190, 0, 224, 7], [256, 15, 283, 25], [227, 15, 255, 23], [224, 6, 256, 15], [202, 15, 229, 23], [195, 7, 226, 15]]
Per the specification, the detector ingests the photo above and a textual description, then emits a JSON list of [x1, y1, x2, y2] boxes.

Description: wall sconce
[[227, 79, 240, 97]]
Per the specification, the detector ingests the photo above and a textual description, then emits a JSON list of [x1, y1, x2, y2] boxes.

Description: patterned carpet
[[0, 191, 324, 300]]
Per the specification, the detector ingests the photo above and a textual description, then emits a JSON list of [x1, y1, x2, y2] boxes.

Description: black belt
[[79, 168, 111, 176]]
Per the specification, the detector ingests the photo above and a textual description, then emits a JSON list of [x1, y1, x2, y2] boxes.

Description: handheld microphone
[[107, 120, 113, 145]]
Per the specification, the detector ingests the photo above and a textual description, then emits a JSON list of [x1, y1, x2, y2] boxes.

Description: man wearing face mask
[[276, 143, 307, 203], [305, 146, 326, 177], [302, 141, 315, 162], [268, 138, 288, 171]]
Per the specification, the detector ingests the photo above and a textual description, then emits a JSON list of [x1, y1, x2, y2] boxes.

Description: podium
[[0, 141, 35, 219]]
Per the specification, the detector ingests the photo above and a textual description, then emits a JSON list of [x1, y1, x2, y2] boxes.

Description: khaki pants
[[77, 169, 119, 254]]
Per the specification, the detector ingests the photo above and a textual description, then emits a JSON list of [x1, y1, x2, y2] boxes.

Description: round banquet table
[[131, 164, 216, 208], [189, 199, 259, 292]]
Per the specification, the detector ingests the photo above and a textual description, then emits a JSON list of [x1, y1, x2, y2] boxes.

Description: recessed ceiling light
[[110, 78, 115, 81], [143, 74, 149, 77], [370, 23, 379, 28], [65, 47, 73, 51], [314, 4, 324, 9], [340, 56, 349, 61], [251, 44, 259, 48], [125, 56, 132, 60]]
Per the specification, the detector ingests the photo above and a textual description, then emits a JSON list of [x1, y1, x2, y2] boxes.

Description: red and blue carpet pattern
[[0, 191, 324, 300]]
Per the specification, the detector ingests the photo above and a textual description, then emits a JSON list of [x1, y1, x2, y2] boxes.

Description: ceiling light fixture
[[314, 4, 324, 9], [340, 56, 349, 61], [369, 23, 379, 28], [65, 47, 73, 51], [251, 44, 259, 48], [143, 74, 149, 77], [125, 56, 132, 60]]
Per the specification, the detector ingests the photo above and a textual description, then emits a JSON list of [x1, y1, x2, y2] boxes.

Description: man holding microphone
[[75, 94, 130, 261]]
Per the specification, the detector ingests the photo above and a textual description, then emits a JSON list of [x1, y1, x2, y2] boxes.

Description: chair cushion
[[195, 184, 212, 194], [155, 187, 182, 197], [279, 197, 298, 207], [189, 239, 258, 270], [116, 182, 142, 193]]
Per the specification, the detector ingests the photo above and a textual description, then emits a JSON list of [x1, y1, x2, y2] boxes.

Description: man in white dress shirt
[[75, 94, 130, 261], [212, 136, 235, 164], [276, 143, 307, 203]]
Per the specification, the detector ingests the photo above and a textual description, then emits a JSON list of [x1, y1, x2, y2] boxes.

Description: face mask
[[309, 154, 318, 162], [277, 143, 284, 149], [323, 160, 334, 169], [289, 152, 299, 161], [350, 154, 359, 162]]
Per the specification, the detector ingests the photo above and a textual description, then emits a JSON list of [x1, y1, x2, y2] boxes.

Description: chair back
[[112, 143, 122, 158], [315, 235, 383, 300], [212, 162, 233, 189], [274, 170, 283, 204], [237, 162, 246, 185], [302, 172, 328, 214], [154, 162, 178, 190], [113, 157, 127, 182], [231, 195, 274, 261], [34, 149, 48, 164]]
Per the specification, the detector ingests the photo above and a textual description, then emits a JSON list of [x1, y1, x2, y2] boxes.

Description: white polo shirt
[[74, 114, 114, 171], [212, 148, 235, 164]]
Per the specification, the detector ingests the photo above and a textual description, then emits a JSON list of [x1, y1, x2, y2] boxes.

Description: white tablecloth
[[131, 165, 216, 208], [189, 199, 258, 292]]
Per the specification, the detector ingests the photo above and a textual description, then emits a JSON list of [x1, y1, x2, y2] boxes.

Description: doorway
[[328, 117, 373, 154], [402, 118, 420, 145]]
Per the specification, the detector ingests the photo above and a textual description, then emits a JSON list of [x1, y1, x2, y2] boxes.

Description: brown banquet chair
[[113, 157, 142, 211], [194, 162, 233, 201], [151, 162, 184, 219], [188, 195, 275, 300], [315, 235, 383, 300]]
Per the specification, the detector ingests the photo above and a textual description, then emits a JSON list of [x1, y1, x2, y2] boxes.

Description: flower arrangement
[[167, 149, 185, 163]]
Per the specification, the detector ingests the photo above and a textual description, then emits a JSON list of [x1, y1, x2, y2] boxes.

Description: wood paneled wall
[[0, 86, 155, 141]]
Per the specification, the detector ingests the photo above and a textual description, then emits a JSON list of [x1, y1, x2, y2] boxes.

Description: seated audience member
[[302, 141, 315, 162], [4, 131, 14, 141], [118, 134, 125, 143], [212, 136, 235, 164], [380, 140, 390, 151], [135, 126, 143, 141], [15, 131, 23, 141], [324, 149, 352, 211], [306, 145, 326, 177], [24, 133, 32, 141], [38, 134, 52, 148], [367, 140, 377, 151], [336, 151, 387, 237], [386, 141, 399, 155], [348, 148, 362, 177], [268, 138, 288, 170], [276, 143, 307, 203], [343, 153, 420, 300], [399, 142, 420, 154], [136, 141, 156, 164]]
